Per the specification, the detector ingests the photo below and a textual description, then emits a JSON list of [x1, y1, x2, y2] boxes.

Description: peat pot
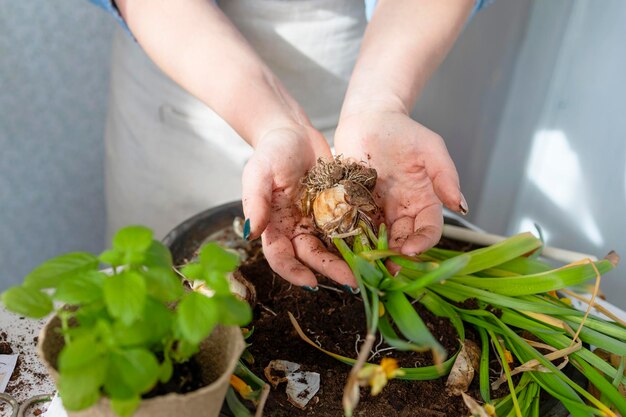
[[37, 314, 244, 417]]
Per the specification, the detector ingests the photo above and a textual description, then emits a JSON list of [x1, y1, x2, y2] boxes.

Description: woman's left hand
[[334, 111, 468, 255]]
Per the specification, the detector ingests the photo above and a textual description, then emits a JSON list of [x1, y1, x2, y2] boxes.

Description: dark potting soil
[[144, 356, 205, 399], [238, 253, 497, 417]]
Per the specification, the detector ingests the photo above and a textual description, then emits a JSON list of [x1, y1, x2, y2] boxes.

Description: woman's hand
[[242, 125, 356, 288], [334, 111, 467, 255]]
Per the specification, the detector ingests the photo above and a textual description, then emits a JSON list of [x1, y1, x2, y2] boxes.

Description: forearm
[[340, 0, 474, 118], [116, 0, 309, 146]]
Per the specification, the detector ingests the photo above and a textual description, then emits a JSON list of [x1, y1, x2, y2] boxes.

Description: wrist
[[339, 90, 408, 122], [234, 71, 315, 148]]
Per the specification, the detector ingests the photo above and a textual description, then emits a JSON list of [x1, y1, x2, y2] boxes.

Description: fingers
[[293, 234, 357, 287], [241, 156, 273, 240], [423, 137, 467, 215], [261, 230, 319, 287], [389, 203, 443, 256]]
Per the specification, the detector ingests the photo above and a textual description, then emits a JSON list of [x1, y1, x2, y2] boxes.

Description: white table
[[0, 307, 55, 416]]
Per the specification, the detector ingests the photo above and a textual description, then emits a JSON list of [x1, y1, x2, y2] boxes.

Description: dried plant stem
[[569, 259, 601, 345], [560, 288, 626, 327], [343, 332, 376, 417], [254, 384, 270, 417]]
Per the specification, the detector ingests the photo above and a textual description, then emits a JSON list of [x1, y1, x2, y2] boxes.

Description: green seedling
[[1, 225, 252, 417]]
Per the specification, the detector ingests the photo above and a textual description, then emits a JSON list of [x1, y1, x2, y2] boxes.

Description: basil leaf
[[104, 271, 146, 325], [24, 252, 98, 290], [1, 286, 53, 318]]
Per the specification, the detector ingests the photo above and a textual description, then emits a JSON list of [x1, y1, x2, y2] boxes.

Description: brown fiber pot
[[37, 314, 244, 417]]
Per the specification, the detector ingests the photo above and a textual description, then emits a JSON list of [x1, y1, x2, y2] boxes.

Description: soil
[[144, 356, 205, 398], [235, 238, 506, 417]]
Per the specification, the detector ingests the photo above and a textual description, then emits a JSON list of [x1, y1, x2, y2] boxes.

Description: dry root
[[301, 156, 379, 239]]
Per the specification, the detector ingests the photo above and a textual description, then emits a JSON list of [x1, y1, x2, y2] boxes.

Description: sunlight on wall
[[523, 129, 604, 246]]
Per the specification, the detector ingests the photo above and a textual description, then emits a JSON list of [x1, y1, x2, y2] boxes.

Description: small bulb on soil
[[301, 156, 378, 239]]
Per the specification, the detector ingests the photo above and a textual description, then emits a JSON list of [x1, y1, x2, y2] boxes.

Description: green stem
[[58, 309, 71, 345]]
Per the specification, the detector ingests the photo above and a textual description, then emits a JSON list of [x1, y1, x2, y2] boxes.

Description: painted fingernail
[[343, 285, 360, 294], [243, 218, 251, 240], [459, 193, 469, 216], [302, 286, 319, 292]]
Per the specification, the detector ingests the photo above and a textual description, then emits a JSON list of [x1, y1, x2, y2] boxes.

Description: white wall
[[477, 0, 626, 308], [0, 0, 113, 289], [413, 0, 532, 220]]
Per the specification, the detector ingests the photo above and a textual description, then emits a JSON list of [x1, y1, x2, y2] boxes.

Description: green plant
[[1, 226, 252, 417], [298, 157, 626, 417]]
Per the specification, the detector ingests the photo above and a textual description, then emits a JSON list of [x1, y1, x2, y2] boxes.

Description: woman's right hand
[[241, 125, 356, 289]]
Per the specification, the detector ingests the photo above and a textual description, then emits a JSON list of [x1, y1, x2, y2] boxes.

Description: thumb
[[241, 155, 273, 240]]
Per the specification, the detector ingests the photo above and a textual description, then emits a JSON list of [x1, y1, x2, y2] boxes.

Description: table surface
[[0, 307, 56, 416]]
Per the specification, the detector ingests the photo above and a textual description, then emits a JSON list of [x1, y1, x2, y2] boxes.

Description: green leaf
[[111, 226, 154, 266], [143, 240, 173, 269], [144, 267, 183, 303], [104, 271, 146, 325], [1, 286, 53, 318], [113, 299, 173, 347], [383, 291, 446, 364], [57, 358, 108, 411], [198, 243, 239, 274], [399, 254, 469, 293], [451, 259, 613, 296], [458, 232, 543, 275], [172, 339, 200, 362], [378, 315, 429, 352], [24, 252, 98, 290], [104, 369, 135, 400], [177, 292, 218, 344], [216, 296, 252, 326], [113, 226, 154, 253], [159, 355, 173, 383], [354, 256, 384, 287], [55, 270, 105, 305], [73, 304, 109, 331], [226, 387, 255, 417], [377, 223, 389, 251], [180, 263, 203, 280], [109, 348, 160, 394], [205, 271, 232, 295], [59, 334, 107, 372], [99, 249, 124, 267], [110, 396, 140, 417]]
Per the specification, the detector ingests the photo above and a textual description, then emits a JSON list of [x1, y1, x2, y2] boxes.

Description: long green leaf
[[398, 254, 469, 293], [430, 281, 575, 315], [450, 260, 613, 296], [458, 233, 542, 275], [383, 291, 446, 364], [377, 315, 429, 352], [477, 327, 491, 403]]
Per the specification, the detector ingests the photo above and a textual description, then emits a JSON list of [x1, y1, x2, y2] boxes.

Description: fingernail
[[459, 193, 469, 216], [343, 285, 360, 294], [243, 218, 251, 240], [302, 286, 318, 292]]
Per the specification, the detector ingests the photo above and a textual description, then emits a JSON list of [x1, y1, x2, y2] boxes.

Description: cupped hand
[[242, 125, 356, 288], [334, 111, 467, 256]]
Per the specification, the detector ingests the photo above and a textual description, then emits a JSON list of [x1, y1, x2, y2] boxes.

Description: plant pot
[[37, 314, 244, 417], [163, 201, 585, 417]]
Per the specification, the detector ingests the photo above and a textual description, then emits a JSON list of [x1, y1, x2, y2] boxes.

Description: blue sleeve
[[365, 0, 493, 21], [87, 0, 132, 35], [470, 0, 494, 19]]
